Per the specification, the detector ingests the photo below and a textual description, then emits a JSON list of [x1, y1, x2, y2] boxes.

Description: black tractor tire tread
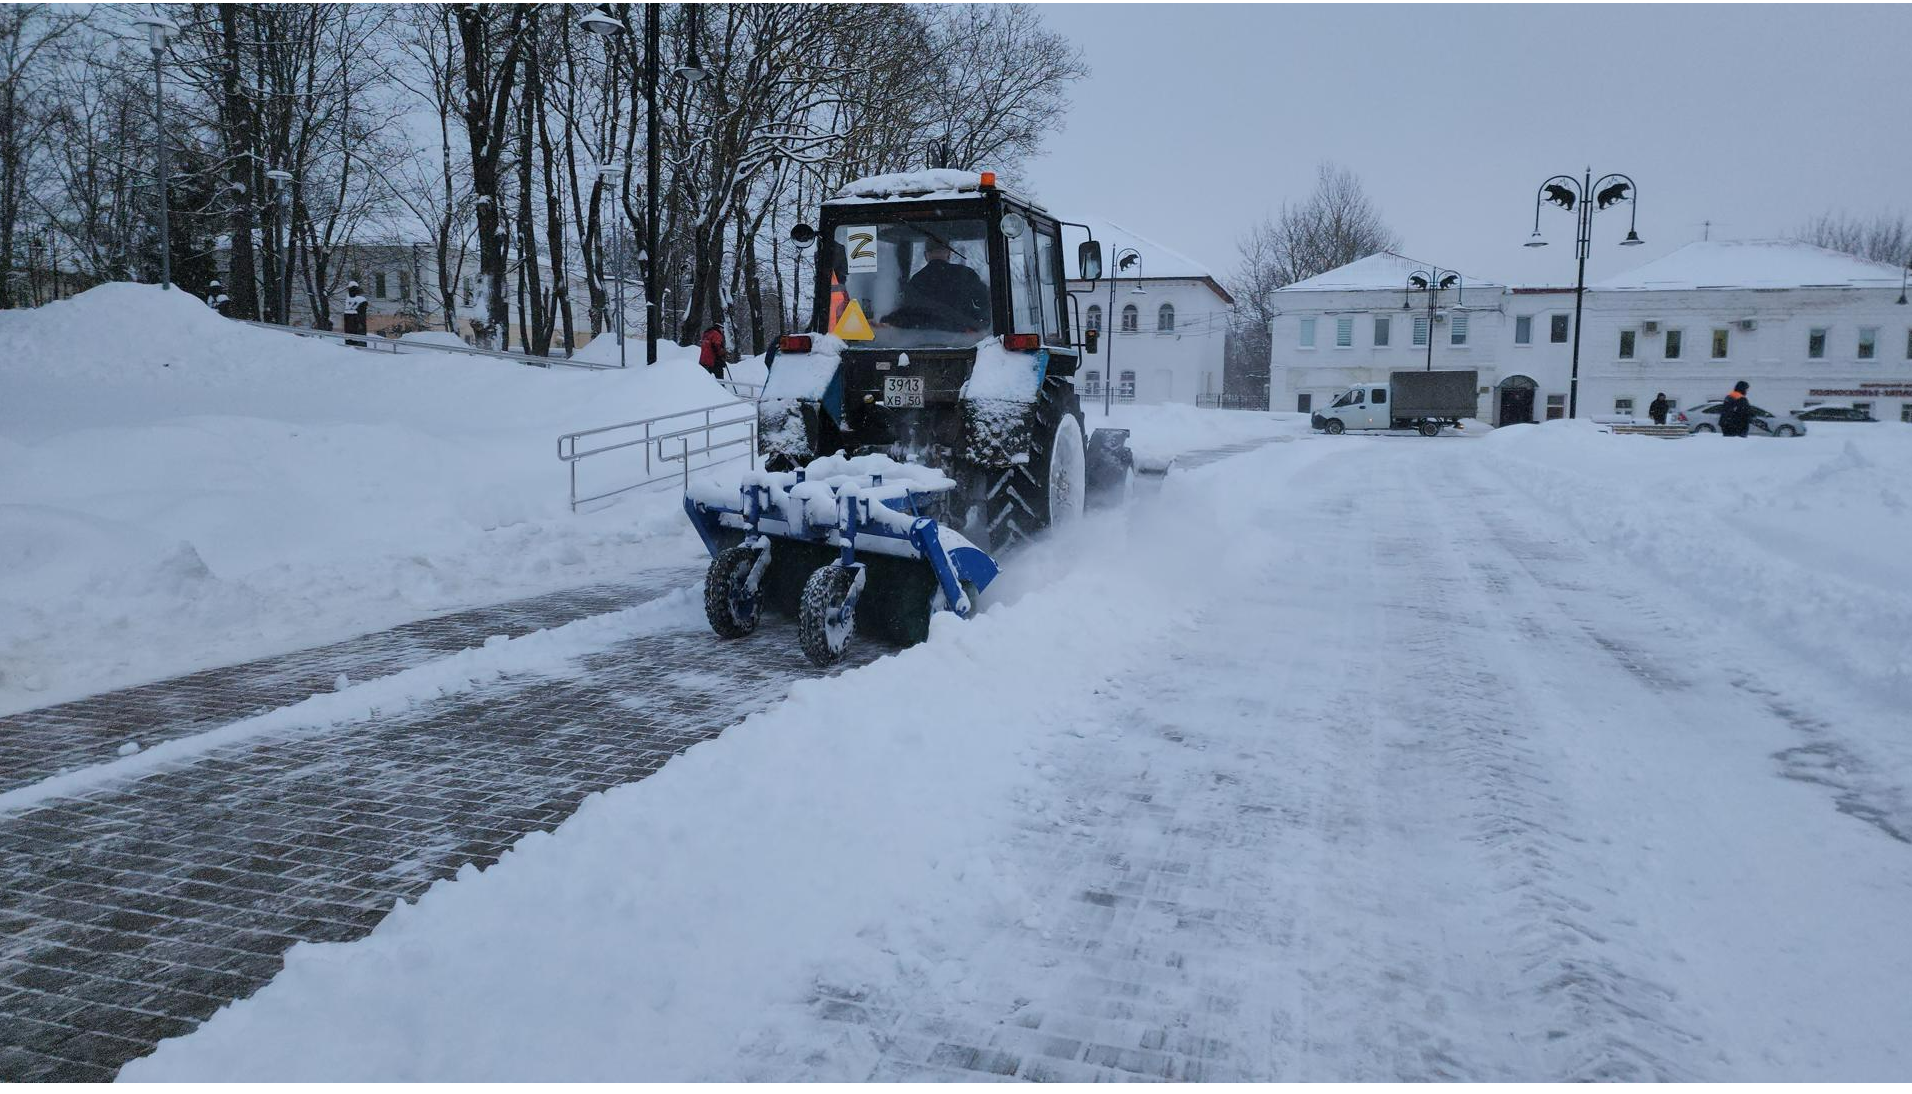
[[797, 564, 859, 666], [982, 382, 1081, 554], [704, 546, 762, 639]]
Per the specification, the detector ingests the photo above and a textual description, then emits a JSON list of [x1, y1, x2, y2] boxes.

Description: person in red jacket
[[698, 324, 727, 379]]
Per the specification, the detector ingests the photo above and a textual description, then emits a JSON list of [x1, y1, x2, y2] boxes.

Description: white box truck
[[1311, 370, 1478, 437]]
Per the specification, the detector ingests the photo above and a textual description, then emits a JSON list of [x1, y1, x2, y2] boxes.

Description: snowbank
[[1477, 419, 1912, 698], [1083, 401, 1302, 466], [0, 284, 735, 713]]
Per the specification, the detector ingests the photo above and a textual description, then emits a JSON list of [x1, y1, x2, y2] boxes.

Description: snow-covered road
[[125, 428, 1912, 1081]]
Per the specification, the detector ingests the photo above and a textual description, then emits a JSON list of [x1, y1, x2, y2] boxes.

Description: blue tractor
[[684, 169, 1133, 665]]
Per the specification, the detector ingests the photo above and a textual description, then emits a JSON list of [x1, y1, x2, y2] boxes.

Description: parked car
[[1676, 400, 1809, 437], [1792, 405, 1879, 425]]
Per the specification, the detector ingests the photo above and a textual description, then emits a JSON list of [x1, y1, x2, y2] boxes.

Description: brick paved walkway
[[0, 572, 698, 796], [0, 579, 873, 1080]]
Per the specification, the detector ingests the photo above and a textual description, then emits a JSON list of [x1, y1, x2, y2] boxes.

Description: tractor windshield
[[827, 219, 991, 349]]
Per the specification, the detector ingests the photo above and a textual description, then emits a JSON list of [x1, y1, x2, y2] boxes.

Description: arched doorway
[[1498, 375, 1537, 426]]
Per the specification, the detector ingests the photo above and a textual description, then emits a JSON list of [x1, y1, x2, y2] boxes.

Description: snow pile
[[833, 169, 984, 201], [1083, 401, 1304, 467], [0, 284, 736, 713], [758, 334, 843, 402], [1478, 420, 1912, 697], [960, 338, 1043, 402], [398, 330, 472, 351]]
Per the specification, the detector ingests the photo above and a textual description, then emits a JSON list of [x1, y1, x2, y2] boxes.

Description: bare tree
[[1223, 163, 1399, 402], [1796, 210, 1912, 268]]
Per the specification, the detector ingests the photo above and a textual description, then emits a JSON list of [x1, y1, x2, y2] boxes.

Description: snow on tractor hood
[[761, 333, 845, 402]]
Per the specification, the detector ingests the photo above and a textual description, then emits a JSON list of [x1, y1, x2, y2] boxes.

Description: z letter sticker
[[846, 227, 878, 273]]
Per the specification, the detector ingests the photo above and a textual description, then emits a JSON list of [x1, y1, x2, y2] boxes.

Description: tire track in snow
[[1379, 453, 1702, 1081]]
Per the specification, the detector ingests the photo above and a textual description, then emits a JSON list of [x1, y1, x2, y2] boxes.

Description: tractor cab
[[805, 169, 1093, 359], [763, 168, 1124, 560]]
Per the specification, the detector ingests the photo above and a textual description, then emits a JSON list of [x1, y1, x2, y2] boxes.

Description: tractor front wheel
[[704, 545, 764, 639], [798, 564, 862, 666]]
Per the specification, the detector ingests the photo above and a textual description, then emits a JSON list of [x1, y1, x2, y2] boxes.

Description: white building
[[1065, 217, 1233, 406], [1268, 250, 1507, 419], [1270, 240, 1912, 425]]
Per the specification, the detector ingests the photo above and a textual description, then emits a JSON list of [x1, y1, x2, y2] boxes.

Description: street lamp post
[[599, 162, 626, 368], [1526, 167, 1643, 419], [1104, 248, 1143, 416], [578, 9, 626, 368], [1402, 268, 1462, 372], [265, 170, 294, 324], [133, 14, 177, 290]]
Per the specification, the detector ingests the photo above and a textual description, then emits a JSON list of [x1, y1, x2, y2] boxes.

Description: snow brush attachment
[[685, 454, 1000, 666]]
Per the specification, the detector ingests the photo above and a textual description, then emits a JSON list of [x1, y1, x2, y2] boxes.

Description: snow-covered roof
[[1067, 215, 1216, 282], [1590, 240, 1907, 291], [1277, 251, 1503, 293], [831, 170, 990, 203], [1060, 215, 1233, 303]]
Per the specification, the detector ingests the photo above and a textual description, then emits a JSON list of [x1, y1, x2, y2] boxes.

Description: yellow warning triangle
[[832, 297, 874, 341]]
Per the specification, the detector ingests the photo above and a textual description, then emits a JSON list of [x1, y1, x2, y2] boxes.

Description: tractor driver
[[895, 237, 990, 331]]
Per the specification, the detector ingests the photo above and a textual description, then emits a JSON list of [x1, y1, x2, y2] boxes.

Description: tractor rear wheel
[[983, 384, 1085, 552]]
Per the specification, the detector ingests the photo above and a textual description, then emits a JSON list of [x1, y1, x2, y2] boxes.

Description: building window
[[398, 271, 411, 302], [1902, 404, 1912, 424], [1412, 316, 1429, 346], [1085, 304, 1101, 333], [1297, 393, 1313, 413], [1665, 329, 1683, 359], [461, 278, 473, 308], [1550, 314, 1570, 343], [1299, 317, 1316, 347], [1335, 316, 1353, 347], [1373, 316, 1390, 346], [1082, 370, 1101, 396], [1118, 370, 1136, 401], [1618, 329, 1636, 359], [1615, 397, 1634, 415], [1711, 328, 1729, 359], [1546, 393, 1566, 420], [1808, 327, 1826, 358], [1858, 326, 1877, 359], [374, 272, 388, 299], [1514, 316, 1532, 345], [1157, 303, 1175, 331], [1120, 304, 1138, 332], [1852, 401, 1873, 416], [1906, 329, 1912, 359], [1450, 314, 1469, 345]]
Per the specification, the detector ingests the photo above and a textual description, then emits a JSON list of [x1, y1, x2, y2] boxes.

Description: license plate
[[883, 376, 924, 408]]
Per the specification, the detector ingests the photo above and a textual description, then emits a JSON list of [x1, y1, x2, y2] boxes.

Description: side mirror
[[1078, 240, 1102, 282], [789, 223, 817, 251], [1083, 328, 1099, 355]]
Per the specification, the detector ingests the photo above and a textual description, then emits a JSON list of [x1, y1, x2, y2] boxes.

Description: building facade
[[1065, 217, 1232, 406], [1271, 241, 1912, 425]]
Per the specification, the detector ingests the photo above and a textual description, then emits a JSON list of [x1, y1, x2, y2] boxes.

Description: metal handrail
[[557, 401, 758, 510], [240, 319, 621, 370]]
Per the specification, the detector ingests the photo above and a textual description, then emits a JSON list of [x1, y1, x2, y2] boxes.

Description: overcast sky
[[1020, 4, 1912, 288]]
